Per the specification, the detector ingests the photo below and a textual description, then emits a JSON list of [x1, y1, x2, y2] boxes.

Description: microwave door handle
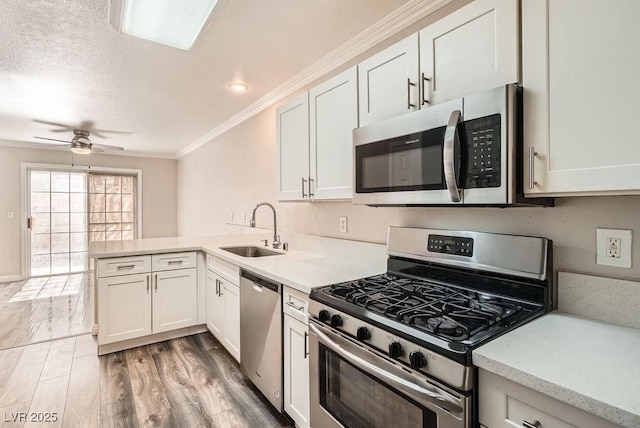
[[309, 322, 464, 414], [443, 110, 462, 203]]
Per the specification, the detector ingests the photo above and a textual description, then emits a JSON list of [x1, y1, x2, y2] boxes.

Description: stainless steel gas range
[[308, 227, 553, 428]]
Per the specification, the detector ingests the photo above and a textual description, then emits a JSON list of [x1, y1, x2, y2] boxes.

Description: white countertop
[[473, 312, 640, 427], [89, 233, 387, 293]]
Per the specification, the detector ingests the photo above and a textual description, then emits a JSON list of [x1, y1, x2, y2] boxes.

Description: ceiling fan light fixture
[[109, 0, 220, 51], [227, 82, 250, 93], [70, 144, 92, 155]]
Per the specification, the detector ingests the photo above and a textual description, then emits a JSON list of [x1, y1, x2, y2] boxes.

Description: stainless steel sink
[[220, 246, 283, 257]]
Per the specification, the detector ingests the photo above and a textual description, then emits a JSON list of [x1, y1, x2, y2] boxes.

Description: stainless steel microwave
[[353, 84, 552, 207]]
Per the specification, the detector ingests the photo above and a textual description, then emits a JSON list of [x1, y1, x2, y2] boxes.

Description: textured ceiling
[[0, 0, 410, 156]]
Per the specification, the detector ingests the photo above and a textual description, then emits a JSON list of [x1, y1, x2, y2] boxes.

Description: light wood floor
[[0, 274, 93, 351], [0, 332, 293, 427]]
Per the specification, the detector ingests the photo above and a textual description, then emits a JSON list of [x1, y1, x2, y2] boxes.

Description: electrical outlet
[[7, 211, 13, 219], [339, 216, 348, 233], [229, 212, 234, 223], [597, 228, 632, 268], [242, 213, 246, 224]]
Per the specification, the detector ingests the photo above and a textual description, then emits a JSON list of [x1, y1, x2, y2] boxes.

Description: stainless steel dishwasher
[[240, 270, 283, 412]]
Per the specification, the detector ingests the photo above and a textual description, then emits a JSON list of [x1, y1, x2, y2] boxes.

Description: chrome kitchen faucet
[[250, 202, 281, 249]]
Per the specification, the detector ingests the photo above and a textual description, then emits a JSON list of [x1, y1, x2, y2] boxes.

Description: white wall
[[0, 145, 177, 277], [177, 101, 640, 282]]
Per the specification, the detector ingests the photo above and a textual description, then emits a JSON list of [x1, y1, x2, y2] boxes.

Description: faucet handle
[[260, 239, 268, 247]]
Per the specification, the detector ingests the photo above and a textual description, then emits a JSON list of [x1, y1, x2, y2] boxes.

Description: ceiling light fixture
[[109, 0, 220, 51], [227, 82, 250, 93], [70, 144, 92, 155]]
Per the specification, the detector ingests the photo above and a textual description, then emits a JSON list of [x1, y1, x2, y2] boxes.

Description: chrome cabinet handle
[[407, 78, 416, 109], [308, 177, 314, 197], [444, 110, 462, 203], [522, 420, 541, 428], [117, 264, 135, 270], [301, 177, 307, 198], [309, 322, 463, 414], [529, 146, 538, 189], [215, 279, 219, 295], [421, 73, 430, 105], [167, 260, 183, 265], [146, 275, 149, 293], [219, 281, 224, 296], [154, 274, 158, 291], [304, 331, 309, 359], [286, 301, 304, 312]]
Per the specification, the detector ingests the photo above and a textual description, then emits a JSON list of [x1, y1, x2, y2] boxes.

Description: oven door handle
[[309, 322, 464, 414], [443, 109, 462, 203]]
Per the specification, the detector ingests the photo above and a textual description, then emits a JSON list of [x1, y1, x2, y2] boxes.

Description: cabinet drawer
[[152, 252, 197, 271], [283, 286, 309, 324], [207, 254, 240, 285], [506, 397, 575, 428], [98, 255, 151, 278]]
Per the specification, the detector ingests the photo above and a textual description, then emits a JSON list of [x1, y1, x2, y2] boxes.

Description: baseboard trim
[[0, 274, 23, 283], [98, 324, 208, 355]]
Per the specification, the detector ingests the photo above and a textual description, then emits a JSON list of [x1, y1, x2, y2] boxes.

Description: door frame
[[20, 162, 143, 280]]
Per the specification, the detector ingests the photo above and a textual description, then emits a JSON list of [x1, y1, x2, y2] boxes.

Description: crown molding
[[176, 0, 453, 159], [0, 140, 177, 160]]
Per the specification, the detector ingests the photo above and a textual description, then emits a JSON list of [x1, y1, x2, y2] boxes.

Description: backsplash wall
[[177, 104, 640, 282]]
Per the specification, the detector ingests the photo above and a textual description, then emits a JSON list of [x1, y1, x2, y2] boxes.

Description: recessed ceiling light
[[227, 82, 250, 93], [109, 0, 220, 51]]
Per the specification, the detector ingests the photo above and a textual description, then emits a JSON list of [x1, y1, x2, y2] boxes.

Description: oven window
[[355, 126, 446, 193], [320, 346, 437, 428]]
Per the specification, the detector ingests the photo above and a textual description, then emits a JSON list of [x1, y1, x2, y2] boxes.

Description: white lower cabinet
[[98, 272, 152, 344], [205, 255, 241, 362], [98, 253, 198, 347], [478, 369, 619, 428], [283, 287, 310, 428]]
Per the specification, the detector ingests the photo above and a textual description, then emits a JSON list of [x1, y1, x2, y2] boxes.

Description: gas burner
[[427, 317, 464, 337]]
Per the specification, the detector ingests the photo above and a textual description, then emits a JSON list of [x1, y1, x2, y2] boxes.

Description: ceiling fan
[[33, 120, 128, 155]]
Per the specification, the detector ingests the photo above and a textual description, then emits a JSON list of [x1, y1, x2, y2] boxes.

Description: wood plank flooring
[[0, 333, 293, 428], [0, 274, 93, 351]]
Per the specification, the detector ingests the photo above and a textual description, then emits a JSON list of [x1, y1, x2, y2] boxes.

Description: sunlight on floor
[[8, 274, 84, 302]]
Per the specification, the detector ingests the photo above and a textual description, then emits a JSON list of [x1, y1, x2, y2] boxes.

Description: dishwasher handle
[[241, 270, 280, 294]]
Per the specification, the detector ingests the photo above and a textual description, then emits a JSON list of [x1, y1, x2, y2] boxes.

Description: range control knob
[[330, 314, 343, 328], [388, 341, 404, 359], [356, 326, 370, 341], [318, 310, 331, 323], [409, 351, 427, 369]]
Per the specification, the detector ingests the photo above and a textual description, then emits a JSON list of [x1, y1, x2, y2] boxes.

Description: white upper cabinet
[[419, 0, 519, 105], [358, 34, 419, 126], [309, 67, 358, 199], [277, 93, 310, 201], [357, 0, 519, 127], [277, 67, 357, 201], [523, 0, 640, 196]]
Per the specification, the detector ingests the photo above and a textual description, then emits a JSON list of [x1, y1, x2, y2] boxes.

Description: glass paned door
[[88, 174, 136, 242], [29, 171, 88, 276]]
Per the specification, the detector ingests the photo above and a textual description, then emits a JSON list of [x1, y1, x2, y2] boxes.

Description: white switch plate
[[596, 228, 632, 268], [339, 216, 348, 233], [7, 211, 14, 219]]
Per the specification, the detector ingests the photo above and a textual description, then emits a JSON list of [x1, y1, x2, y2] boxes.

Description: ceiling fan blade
[[91, 129, 133, 138], [90, 147, 104, 153], [33, 119, 74, 130], [34, 136, 72, 144], [91, 143, 124, 151]]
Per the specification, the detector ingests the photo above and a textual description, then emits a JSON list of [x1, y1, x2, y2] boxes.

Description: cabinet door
[[523, 0, 640, 196], [206, 271, 225, 342], [222, 280, 240, 362], [358, 34, 419, 126], [152, 268, 197, 334], [98, 273, 151, 345], [419, 0, 519, 106], [284, 315, 310, 428], [309, 67, 358, 200], [277, 93, 310, 201]]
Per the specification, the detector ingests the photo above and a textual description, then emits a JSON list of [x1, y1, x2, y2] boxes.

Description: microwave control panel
[[427, 235, 474, 257], [464, 114, 501, 189]]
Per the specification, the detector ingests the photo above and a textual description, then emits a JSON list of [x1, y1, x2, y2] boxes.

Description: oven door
[[309, 321, 471, 428]]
